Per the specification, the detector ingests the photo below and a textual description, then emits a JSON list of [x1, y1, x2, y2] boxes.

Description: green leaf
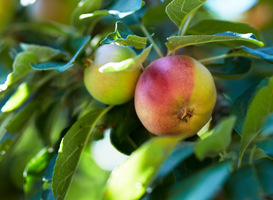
[[71, 0, 102, 28], [202, 46, 273, 66], [108, 101, 150, 155], [142, 173, 176, 200], [142, 0, 170, 26], [35, 100, 69, 146], [0, 133, 16, 162], [166, 32, 264, 52], [79, 10, 109, 21], [262, 114, 273, 136], [207, 57, 251, 79], [213, 46, 273, 64], [9, 22, 79, 39], [31, 62, 73, 73], [1, 83, 31, 112], [79, 0, 143, 20], [240, 77, 273, 163], [0, 101, 39, 162], [31, 35, 91, 73], [231, 78, 269, 135], [0, 113, 14, 160], [168, 161, 232, 200], [5, 101, 39, 134], [0, 112, 14, 136], [101, 21, 150, 49], [23, 148, 56, 199], [240, 46, 273, 64], [195, 116, 236, 160], [1, 71, 57, 112], [20, 43, 65, 63], [255, 159, 273, 196], [156, 142, 194, 180], [103, 136, 184, 200], [188, 19, 262, 40], [165, 0, 206, 27], [224, 159, 273, 199], [65, 147, 110, 200], [52, 105, 113, 200], [173, 154, 215, 183], [111, 125, 150, 155], [109, 0, 143, 15], [5, 52, 38, 87], [99, 44, 152, 73], [256, 137, 273, 158], [43, 154, 58, 200], [224, 165, 262, 199]]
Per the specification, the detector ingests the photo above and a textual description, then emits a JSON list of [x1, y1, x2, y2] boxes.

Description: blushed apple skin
[[84, 44, 141, 105], [134, 55, 217, 137]]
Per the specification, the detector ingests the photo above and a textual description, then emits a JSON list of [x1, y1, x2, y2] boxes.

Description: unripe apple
[[84, 44, 141, 105], [134, 55, 217, 137], [28, 0, 79, 25]]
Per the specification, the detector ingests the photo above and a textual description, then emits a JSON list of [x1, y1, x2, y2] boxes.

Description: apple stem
[[139, 64, 145, 71], [83, 58, 93, 67], [140, 24, 164, 58], [166, 50, 175, 57]]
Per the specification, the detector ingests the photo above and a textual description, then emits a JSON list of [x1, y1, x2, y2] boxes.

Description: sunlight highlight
[[205, 0, 258, 20], [20, 0, 36, 7], [99, 58, 133, 73], [91, 130, 128, 171], [1, 83, 30, 112]]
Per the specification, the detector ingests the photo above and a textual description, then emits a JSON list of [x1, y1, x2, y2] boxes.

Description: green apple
[[84, 44, 142, 105], [28, 0, 79, 25], [134, 55, 217, 137]]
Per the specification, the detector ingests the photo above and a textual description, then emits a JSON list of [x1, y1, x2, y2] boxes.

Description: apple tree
[[0, 0, 273, 199]]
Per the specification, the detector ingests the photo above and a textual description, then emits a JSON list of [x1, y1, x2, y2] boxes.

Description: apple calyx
[[178, 108, 194, 123]]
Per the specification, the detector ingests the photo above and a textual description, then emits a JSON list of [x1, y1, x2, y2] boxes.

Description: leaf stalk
[[140, 24, 164, 58], [198, 54, 229, 64], [179, 10, 197, 37]]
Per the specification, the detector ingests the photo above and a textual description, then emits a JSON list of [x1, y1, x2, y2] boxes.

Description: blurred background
[[1, 0, 273, 199]]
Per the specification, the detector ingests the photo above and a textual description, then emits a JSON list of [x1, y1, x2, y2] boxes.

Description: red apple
[[134, 55, 217, 137]]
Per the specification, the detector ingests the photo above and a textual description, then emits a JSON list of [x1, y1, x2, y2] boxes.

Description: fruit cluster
[[84, 44, 217, 137]]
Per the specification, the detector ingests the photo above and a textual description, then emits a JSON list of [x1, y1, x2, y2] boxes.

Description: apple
[[134, 55, 217, 137], [28, 0, 79, 25], [84, 44, 141, 105], [0, 0, 16, 32]]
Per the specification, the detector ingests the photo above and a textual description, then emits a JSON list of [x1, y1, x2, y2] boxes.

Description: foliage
[[1, 0, 273, 200]]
